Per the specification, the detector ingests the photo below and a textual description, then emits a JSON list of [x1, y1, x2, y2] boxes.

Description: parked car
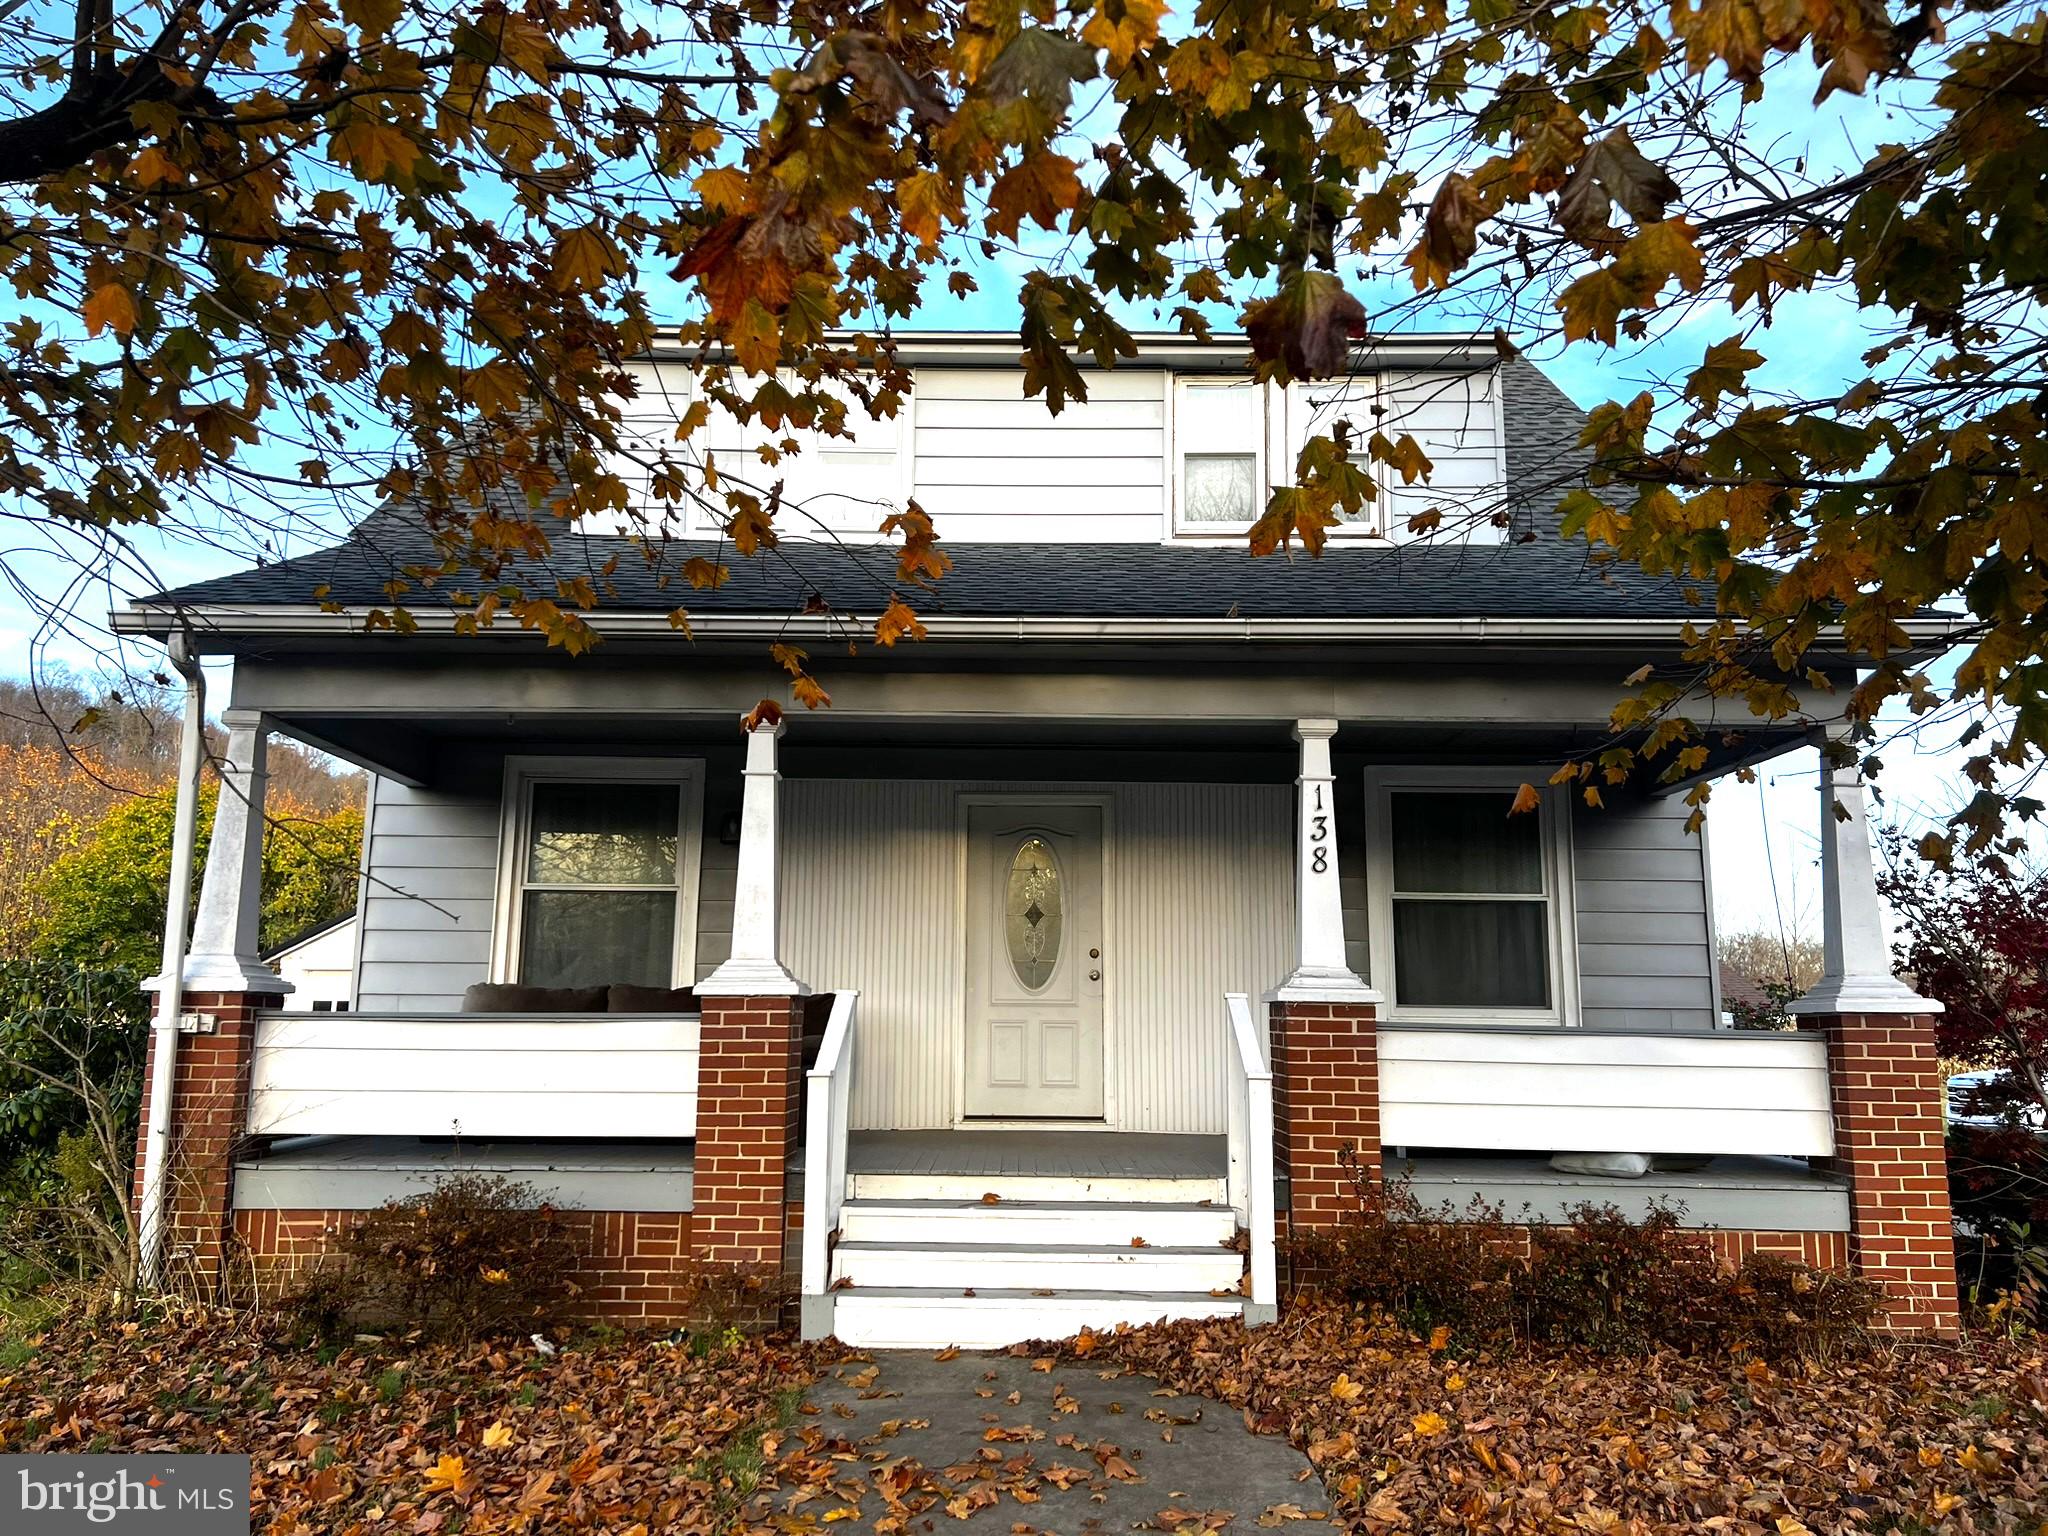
[[1947, 1069, 2046, 1133]]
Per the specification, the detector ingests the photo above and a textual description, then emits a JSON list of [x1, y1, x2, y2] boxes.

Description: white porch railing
[[1223, 992, 1277, 1314], [1378, 1025, 1836, 1157], [245, 1012, 701, 1139], [801, 990, 859, 1302]]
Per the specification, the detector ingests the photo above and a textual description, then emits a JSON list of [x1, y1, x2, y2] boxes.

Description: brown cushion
[[460, 983, 607, 1013], [606, 984, 699, 1014]]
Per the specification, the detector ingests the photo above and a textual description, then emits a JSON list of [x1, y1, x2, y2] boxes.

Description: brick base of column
[[1270, 1000, 1380, 1229], [130, 992, 265, 1298], [234, 1209, 706, 1327], [691, 994, 800, 1272], [1804, 1011, 1961, 1335]]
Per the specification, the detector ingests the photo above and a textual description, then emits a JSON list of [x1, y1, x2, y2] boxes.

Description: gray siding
[[1571, 796, 1717, 1030], [1336, 772, 1369, 981], [355, 763, 732, 1008], [355, 777, 499, 1011]]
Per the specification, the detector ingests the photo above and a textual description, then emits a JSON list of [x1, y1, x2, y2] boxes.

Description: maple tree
[[3, 0, 2046, 831], [1883, 848, 2048, 1128], [1879, 843, 2047, 1315]]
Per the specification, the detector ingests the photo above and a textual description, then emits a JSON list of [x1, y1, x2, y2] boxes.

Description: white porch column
[[167, 709, 290, 997], [1270, 718, 1379, 1003], [1789, 728, 1936, 1016], [699, 718, 804, 996]]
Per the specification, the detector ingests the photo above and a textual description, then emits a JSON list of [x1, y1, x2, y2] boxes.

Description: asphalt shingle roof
[[143, 528, 1704, 620]]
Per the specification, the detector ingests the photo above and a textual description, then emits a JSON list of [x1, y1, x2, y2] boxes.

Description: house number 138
[[1309, 786, 1329, 873]]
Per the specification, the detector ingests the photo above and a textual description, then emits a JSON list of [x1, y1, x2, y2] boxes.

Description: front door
[[964, 802, 1106, 1119]]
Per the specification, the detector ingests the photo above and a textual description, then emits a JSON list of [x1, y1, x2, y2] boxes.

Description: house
[[262, 913, 356, 1012], [118, 334, 1961, 1344]]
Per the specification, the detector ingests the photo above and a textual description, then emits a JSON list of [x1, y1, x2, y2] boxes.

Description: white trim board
[[1361, 765, 1582, 1027]]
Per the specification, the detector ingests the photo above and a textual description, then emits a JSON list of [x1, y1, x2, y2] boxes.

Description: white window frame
[[1282, 377, 1388, 539], [490, 756, 706, 988], [699, 370, 914, 540], [1169, 375, 1270, 539], [1362, 767, 1580, 1027]]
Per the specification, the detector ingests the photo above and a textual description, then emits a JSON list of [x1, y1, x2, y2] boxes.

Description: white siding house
[[265, 914, 356, 1012], [119, 333, 1958, 1345]]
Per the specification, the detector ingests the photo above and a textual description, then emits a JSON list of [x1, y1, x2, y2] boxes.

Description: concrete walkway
[[750, 1349, 1326, 1532]]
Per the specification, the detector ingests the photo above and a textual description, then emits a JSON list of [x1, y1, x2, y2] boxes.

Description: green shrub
[[290, 1174, 583, 1341], [0, 961, 148, 1299], [1288, 1148, 1881, 1358], [0, 962, 146, 1181]]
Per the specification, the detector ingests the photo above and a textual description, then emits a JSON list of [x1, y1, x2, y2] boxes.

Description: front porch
[[133, 652, 1960, 1340]]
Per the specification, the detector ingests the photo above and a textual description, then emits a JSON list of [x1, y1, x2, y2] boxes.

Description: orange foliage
[[0, 743, 147, 952]]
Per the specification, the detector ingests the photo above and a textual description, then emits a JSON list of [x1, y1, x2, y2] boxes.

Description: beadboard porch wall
[[350, 765, 1721, 1134], [777, 779, 1295, 1134]]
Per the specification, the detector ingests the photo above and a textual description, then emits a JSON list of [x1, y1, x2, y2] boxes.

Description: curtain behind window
[[1389, 790, 1549, 1009]]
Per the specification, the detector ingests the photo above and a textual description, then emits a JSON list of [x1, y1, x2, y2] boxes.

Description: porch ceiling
[[270, 705, 1804, 794], [238, 648, 1817, 789]]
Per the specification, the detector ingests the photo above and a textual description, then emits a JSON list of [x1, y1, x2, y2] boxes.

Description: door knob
[[1089, 969, 1101, 981]]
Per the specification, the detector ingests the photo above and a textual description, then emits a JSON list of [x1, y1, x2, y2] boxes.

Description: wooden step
[[832, 1240, 1245, 1293], [847, 1170, 1228, 1204], [837, 1198, 1238, 1249]]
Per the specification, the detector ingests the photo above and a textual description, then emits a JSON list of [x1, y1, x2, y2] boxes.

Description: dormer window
[[1184, 454, 1258, 523], [1173, 378, 1265, 534]]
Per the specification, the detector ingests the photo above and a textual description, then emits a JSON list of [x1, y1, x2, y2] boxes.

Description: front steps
[[823, 1170, 1248, 1349]]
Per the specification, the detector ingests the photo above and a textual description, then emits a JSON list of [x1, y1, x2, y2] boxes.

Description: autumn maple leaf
[[1242, 270, 1367, 381], [422, 1452, 475, 1497]]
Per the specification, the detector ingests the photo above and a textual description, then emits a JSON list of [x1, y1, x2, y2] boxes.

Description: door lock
[[1089, 947, 1101, 959]]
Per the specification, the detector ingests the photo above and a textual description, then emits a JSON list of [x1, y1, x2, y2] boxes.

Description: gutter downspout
[[138, 634, 206, 1291]]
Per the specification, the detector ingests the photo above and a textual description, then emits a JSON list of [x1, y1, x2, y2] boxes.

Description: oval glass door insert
[[1005, 837, 1064, 990]]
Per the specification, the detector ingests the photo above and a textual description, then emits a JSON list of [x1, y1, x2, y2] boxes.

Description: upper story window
[[1171, 375, 1394, 540], [1363, 770, 1577, 1025], [1172, 378, 1266, 534], [493, 758, 705, 990], [717, 377, 910, 535]]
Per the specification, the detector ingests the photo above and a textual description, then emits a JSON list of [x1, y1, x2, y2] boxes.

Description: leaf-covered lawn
[[0, 1311, 839, 1533], [3, 1306, 2046, 1533], [1096, 1304, 2048, 1534]]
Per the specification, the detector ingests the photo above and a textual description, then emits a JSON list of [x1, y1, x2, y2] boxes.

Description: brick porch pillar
[[1790, 726, 1958, 1335], [690, 995, 802, 1267], [694, 717, 804, 1277], [131, 994, 264, 1295], [1271, 1001, 1380, 1226], [1804, 1012, 1960, 1334]]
